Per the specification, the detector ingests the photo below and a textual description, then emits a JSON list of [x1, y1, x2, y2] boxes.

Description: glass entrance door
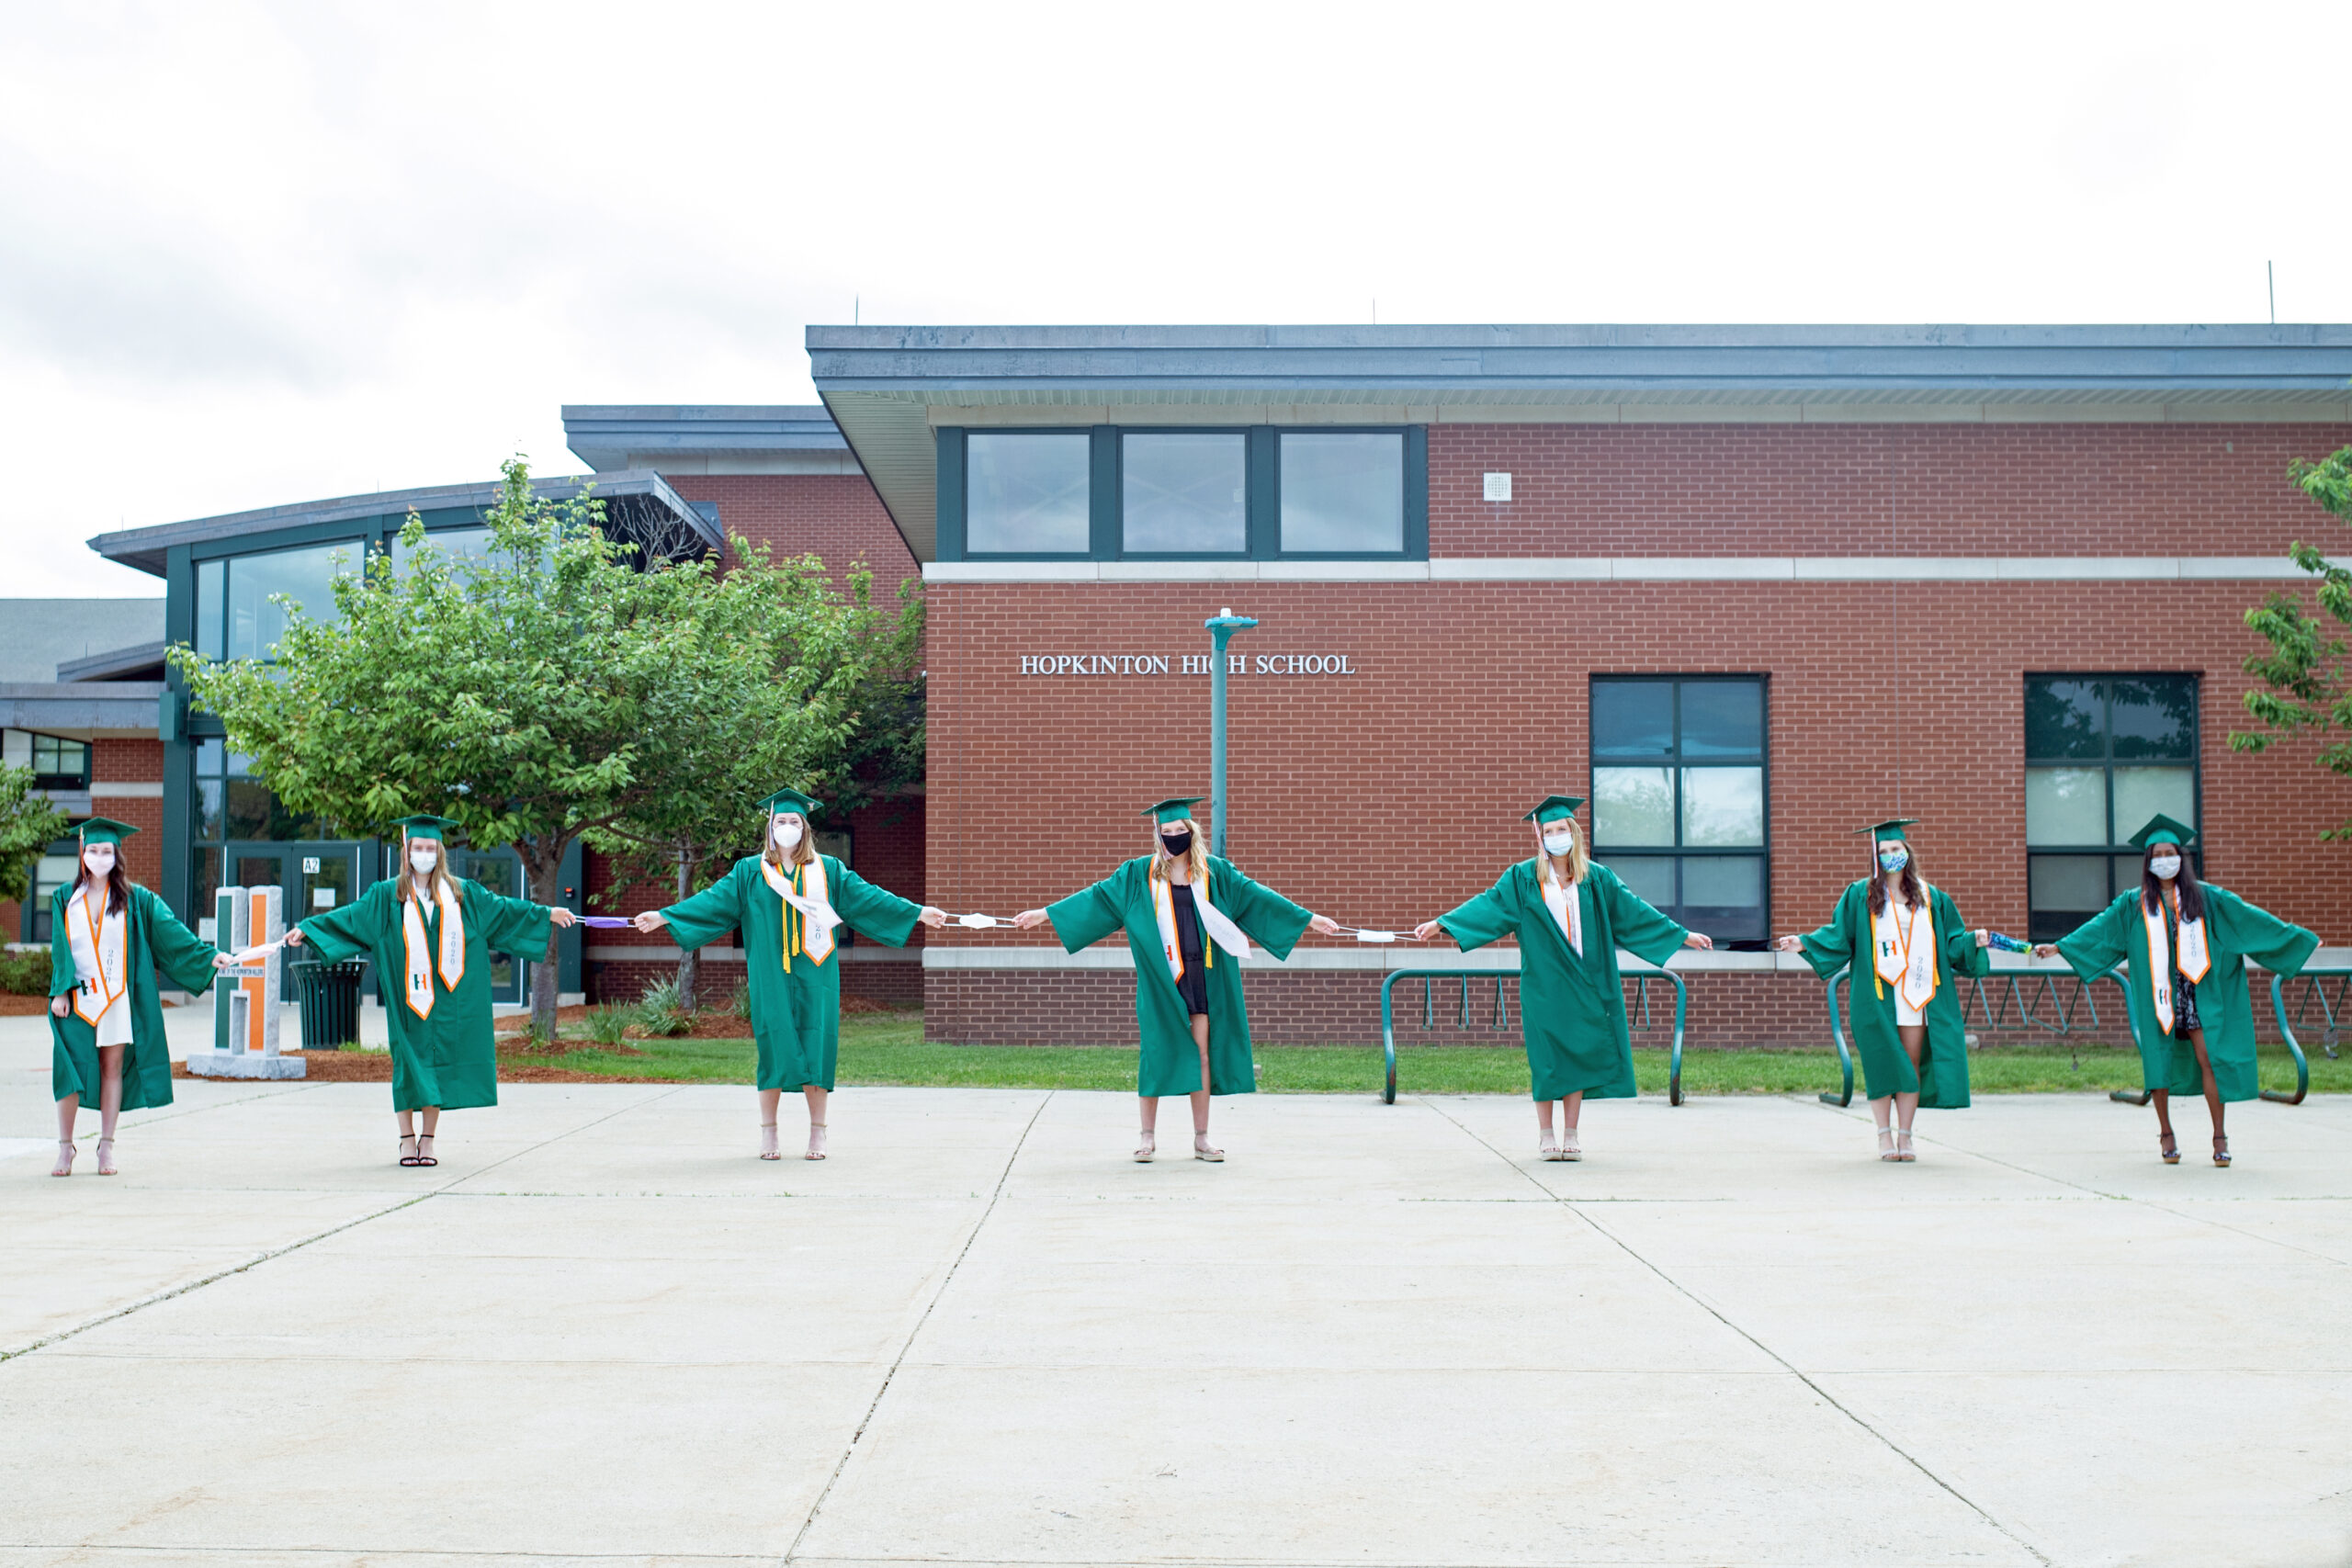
[[223, 840, 364, 935], [451, 846, 527, 1006]]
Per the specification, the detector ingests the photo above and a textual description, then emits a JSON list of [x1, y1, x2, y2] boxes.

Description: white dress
[[65, 887, 134, 1047], [1886, 893, 1926, 1028]]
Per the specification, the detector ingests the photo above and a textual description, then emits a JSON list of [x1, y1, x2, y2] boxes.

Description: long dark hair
[[1865, 843, 1926, 915], [70, 848, 129, 915], [2142, 844, 2204, 921]]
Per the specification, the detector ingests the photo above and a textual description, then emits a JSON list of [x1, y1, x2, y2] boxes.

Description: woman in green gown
[[1774, 818, 1992, 1162], [1012, 798, 1339, 1163], [286, 815, 577, 1167], [1414, 796, 1712, 1162], [2035, 814, 2319, 1167], [635, 788, 945, 1161], [47, 818, 232, 1177]]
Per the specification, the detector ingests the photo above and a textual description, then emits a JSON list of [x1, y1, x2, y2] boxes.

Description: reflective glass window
[[2024, 675, 2200, 940], [219, 541, 359, 661], [967, 434, 1091, 554], [1590, 676, 1768, 945], [1278, 433, 1403, 553], [1122, 434, 1246, 554]]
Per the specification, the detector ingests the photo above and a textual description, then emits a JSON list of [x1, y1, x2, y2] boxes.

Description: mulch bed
[[0, 993, 55, 1016], [172, 1043, 698, 1086], [492, 994, 900, 1040]]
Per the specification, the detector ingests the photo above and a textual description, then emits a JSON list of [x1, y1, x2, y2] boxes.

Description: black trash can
[[291, 959, 367, 1050]]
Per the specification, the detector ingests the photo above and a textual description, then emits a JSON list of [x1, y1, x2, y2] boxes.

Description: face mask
[[1878, 846, 1909, 874], [1541, 830, 1576, 856], [409, 848, 439, 876], [2149, 853, 2181, 881], [772, 819, 803, 851], [82, 847, 115, 876], [1159, 830, 1193, 858]]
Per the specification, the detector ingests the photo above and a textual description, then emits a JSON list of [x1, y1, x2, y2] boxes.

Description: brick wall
[[1428, 423, 2352, 558], [664, 473, 920, 595], [589, 955, 922, 1010]]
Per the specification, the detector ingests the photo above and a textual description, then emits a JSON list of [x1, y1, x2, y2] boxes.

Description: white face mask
[[82, 846, 116, 876], [2148, 853, 2182, 881], [409, 847, 440, 876], [772, 818, 803, 852], [1541, 829, 1576, 856]]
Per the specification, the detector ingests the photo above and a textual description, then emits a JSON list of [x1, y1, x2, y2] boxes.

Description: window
[[1590, 677, 1768, 944], [965, 434, 1091, 554], [390, 525, 504, 579], [1280, 432, 1403, 553], [2025, 674, 2198, 942], [192, 738, 314, 846], [24, 843, 75, 942], [3, 730, 90, 789], [192, 540, 361, 661], [1123, 433, 1247, 554]]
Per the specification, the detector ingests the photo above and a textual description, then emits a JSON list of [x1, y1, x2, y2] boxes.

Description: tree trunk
[[520, 840, 566, 1042], [673, 848, 699, 1011]]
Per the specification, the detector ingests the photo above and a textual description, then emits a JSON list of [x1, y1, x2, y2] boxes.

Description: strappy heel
[[2212, 1135, 2231, 1168], [398, 1134, 421, 1168], [758, 1122, 780, 1160], [95, 1138, 117, 1177], [1559, 1129, 1581, 1163], [1877, 1127, 1899, 1162], [2159, 1132, 2180, 1165], [1538, 1128, 1562, 1162], [1895, 1128, 1917, 1163], [1192, 1134, 1224, 1163], [803, 1122, 827, 1161], [1134, 1131, 1156, 1163], [413, 1134, 438, 1168], [51, 1140, 75, 1178]]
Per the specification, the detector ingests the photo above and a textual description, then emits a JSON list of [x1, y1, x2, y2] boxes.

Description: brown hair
[[1865, 841, 1927, 915], [70, 845, 129, 915], [396, 835, 460, 906]]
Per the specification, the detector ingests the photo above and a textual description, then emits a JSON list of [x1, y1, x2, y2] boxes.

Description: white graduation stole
[[761, 855, 838, 971], [1150, 861, 1251, 982], [1539, 867, 1584, 957], [1871, 892, 1939, 1014], [2143, 890, 2211, 1035], [401, 880, 466, 1020], [70, 888, 127, 1026]]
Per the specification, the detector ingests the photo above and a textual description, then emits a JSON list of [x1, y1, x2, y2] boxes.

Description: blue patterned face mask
[[1878, 846, 1909, 874]]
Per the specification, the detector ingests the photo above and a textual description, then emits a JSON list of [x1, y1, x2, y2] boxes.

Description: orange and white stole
[[761, 855, 837, 973], [1150, 860, 1251, 982], [2143, 889, 2211, 1035], [1538, 865, 1584, 957], [1871, 890, 1939, 1013], [400, 879, 465, 1019], [70, 888, 126, 1026]]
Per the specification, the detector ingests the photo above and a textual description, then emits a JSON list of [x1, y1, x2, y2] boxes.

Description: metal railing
[[1376, 963, 1689, 1105]]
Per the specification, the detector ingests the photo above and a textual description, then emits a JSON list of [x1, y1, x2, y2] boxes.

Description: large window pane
[[224, 542, 356, 660], [967, 434, 1091, 554], [1279, 433, 1403, 553], [2108, 676, 2196, 760], [2112, 766, 2195, 838], [1600, 855, 1675, 908], [195, 558, 224, 660], [2025, 767, 2106, 845], [196, 779, 224, 840], [392, 525, 503, 579], [1594, 768, 1674, 846], [1681, 856, 1761, 909], [2030, 855, 2111, 913], [2024, 677, 2103, 760], [1123, 434, 1246, 554], [30, 852, 76, 942], [1681, 767, 1763, 846], [1591, 682, 1674, 758], [1679, 682, 1763, 758]]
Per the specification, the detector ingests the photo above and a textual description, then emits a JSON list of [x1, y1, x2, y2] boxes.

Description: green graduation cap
[[1853, 818, 1919, 842], [1522, 795, 1584, 824], [1144, 796, 1207, 826], [76, 817, 139, 846], [2128, 812, 2198, 850], [389, 814, 462, 842], [758, 787, 823, 819]]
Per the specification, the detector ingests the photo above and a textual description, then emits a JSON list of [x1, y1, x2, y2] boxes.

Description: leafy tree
[[0, 762, 72, 908], [2233, 444, 2352, 839]]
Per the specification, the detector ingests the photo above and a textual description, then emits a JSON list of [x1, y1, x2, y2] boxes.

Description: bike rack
[[1817, 964, 2143, 1107], [2263, 971, 2324, 1105], [1377, 963, 1688, 1106]]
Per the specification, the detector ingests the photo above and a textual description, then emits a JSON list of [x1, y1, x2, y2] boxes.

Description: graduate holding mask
[[1413, 796, 1712, 1162], [48, 818, 232, 1177], [1774, 819, 1990, 1162], [1012, 798, 1338, 1163], [634, 788, 945, 1161], [286, 815, 576, 1167], [2034, 815, 2317, 1167]]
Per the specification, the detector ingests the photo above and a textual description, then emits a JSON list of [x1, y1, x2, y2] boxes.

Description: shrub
[[726, 984, 752, 1021], [0, 947, 51, 996], [632, 977, 692, 1038], [584, 1003, 633, 1047]]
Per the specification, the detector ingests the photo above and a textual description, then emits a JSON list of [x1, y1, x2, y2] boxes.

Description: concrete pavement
[[1, 1012, 2347, 1567]]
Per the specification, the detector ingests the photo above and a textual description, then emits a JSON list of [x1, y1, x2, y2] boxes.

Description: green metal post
[[1204, 608, 1258, 859]]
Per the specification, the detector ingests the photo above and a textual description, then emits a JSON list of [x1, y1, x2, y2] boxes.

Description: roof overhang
[[808, 323, 2352, 562], [561, 404, 858, 476], [87, 470, 721, 578], [0, 682, 164, 739], [58, 642, 168, 682]]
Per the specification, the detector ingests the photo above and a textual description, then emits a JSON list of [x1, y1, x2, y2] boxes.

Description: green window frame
[[1589, 676, 1770, 946], [2024, 674, 2200, 942], [28, 733, 91, 790]]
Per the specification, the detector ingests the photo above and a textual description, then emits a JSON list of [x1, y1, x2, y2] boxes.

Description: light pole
[[1204, 607, 1257, 860]]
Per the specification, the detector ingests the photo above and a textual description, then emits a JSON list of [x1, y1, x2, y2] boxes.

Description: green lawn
[[512, 1010, 2346, 1096]]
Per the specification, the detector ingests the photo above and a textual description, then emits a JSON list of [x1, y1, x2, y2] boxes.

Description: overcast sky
[[5, 0, 2347, 597]]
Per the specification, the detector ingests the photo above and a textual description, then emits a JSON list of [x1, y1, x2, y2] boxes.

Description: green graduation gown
[[1438, 861, 1688, 1102], [661, 853, 922, 1093], [1793, 879, 1987, 1107], [50, 884, 220, 1111], [1046, 855, 1314, 1099], [2054, 883, 2315, 1102], [300, 877, 554, 1112]]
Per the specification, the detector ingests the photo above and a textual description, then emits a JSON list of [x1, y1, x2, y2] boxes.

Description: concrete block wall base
[[185, 1051, 307, 1079]]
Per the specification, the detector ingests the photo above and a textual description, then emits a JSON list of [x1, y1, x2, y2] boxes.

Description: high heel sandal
[[804, 1122, 827, 1161], [1538, 1129, 1563, 1162], [2158, 1132, 2180, 1165], [413, 1134, 438, 1168], [1134, 1131, 1156, 1163], [51, 1140, 75, 1178], [2212, 1135, 2231, 1168], [398, 1134, 421, 1168], [1877, 1128, 1899, 1162], [758, 1122, 781, 1160], [1558, 1129, 1581, 1163], [1193, 1134, 1224, 1163], [95, 1138, 117, 1177], [1895, 1129, 1917, 1163]]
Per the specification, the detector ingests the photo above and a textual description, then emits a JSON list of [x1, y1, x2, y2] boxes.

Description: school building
[[17, 324, 2352, 1043]]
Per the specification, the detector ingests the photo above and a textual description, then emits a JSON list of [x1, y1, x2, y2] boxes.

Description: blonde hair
[[397, 835, 460, 905], [1533, 816, 1589, 889], [1150, 817, 1210, 887], [763, 811, 818, 874]]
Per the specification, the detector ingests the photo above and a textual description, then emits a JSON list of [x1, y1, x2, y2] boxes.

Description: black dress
[[1170, 884, 1211, 1018]]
